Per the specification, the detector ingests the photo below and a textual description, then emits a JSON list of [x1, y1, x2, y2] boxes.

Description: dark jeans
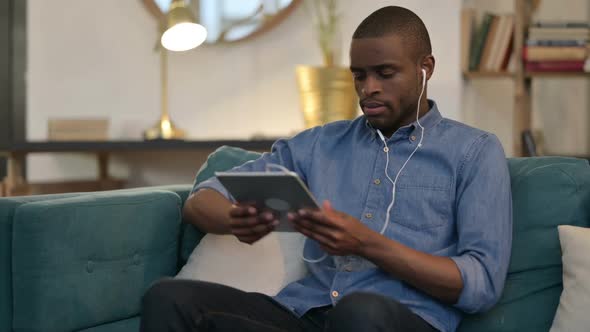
[[140, 278, 439, 332]]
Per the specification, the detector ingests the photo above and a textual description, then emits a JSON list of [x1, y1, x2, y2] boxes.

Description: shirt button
[[365, 213, 373, 219], [373, 179, 381, 185], [331, 290, 339, 298], [410, 135, 417, 141]]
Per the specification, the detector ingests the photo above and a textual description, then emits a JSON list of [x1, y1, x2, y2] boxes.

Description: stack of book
[[525, 22, 589, 72], [462, 10, 515, 73]]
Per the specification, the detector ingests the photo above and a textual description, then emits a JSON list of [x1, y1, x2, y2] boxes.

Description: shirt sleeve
[[450, 133, 513, 313], [192, 127, 321, 200]]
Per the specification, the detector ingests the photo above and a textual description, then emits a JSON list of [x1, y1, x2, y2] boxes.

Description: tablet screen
[[215, 171, 320, 232]]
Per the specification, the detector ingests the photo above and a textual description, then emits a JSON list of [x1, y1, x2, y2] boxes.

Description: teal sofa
[[1, 146, 589, 332]]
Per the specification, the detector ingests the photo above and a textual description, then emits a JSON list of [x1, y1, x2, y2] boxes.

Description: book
[[479, 15, 501, 71], [526, 40, 587, 47], [500, 24, 516, 71], [525, 60, 585, 72], [461, 8, 476, 73], [528, 27, 590, 40], [521, 130, 537, 157], [469, 13, 495, 71], [529, 27, 590, 35], [492, 15, 514, 71], [523, 46, 587, 61], [532, 21, 590, 29]]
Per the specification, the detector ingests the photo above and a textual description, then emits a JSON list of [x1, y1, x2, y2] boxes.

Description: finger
[[229, 212, 275, 228], [229, 205, 257, 218], [292, 217, 336, 237], [294, 210, 339, 235], [293, 223, 337, 249], [287, 212, 302, 223], [322, 200, 347, 220], [236, 235, 262, 245], [231, 221, 278, 235], [297, 209, 334, 227], [236, 229, 273, 244], [237, 200, 257, 207], [229, 216, 260, 228]]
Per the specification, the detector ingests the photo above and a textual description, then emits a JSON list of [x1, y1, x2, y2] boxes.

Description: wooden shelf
[[463, 71, 515, 79], [4, 139, 277, 153], [461, 0, 590, 156]]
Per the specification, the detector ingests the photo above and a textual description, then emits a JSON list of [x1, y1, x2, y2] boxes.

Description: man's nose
[[362, 76, 382, 96]]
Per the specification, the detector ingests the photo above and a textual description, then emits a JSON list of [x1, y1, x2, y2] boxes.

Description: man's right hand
[[228, 204, 279, 245]]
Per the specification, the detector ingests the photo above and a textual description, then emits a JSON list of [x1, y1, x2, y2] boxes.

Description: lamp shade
[[161, 0, 207, 52]]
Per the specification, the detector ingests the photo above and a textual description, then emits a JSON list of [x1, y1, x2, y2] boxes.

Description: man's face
[[350, 34, 422, 137]]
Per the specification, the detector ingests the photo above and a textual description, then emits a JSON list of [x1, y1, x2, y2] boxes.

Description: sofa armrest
[[11, 190, 182, 332], [139, 184, 207, 266]]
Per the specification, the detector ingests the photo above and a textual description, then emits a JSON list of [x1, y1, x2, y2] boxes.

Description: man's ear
[[421, 55, 435, 80]]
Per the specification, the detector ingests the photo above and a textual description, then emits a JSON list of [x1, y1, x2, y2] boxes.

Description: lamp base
[[143, 117, 186, 140]]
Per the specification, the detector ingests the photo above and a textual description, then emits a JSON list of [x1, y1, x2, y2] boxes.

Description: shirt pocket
[[391, 175, 453, 230]]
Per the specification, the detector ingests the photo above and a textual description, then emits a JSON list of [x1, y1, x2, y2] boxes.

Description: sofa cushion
[[177, 232, 308, 295], [458, 157, 590, 332], [11, 190, 181, 332], [549, 225, 590, 332], [180, 145, 262, 264]]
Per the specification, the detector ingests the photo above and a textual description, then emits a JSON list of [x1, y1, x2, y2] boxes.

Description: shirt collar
[[364, 99, 443, 141]]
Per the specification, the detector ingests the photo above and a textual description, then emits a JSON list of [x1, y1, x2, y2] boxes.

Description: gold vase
[[295, 66, 358, 129]]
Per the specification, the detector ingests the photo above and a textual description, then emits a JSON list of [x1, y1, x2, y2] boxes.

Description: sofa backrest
[[458, 157, 590, 332], [10, 190, 181, 332], [0, 186, 190, 332]]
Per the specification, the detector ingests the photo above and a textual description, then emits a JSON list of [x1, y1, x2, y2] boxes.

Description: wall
[[26, 0, 462, 185]]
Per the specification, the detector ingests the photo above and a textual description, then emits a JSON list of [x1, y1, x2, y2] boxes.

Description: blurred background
[[0, 0, 588, 196]]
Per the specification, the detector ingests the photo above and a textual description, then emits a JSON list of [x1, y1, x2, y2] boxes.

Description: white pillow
[[176, 232, 308, 296], [550, 225, 590, 332]]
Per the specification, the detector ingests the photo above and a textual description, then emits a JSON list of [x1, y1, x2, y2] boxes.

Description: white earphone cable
[[377, 69, 426, 235]]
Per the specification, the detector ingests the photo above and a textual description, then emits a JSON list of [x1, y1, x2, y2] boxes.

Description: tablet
[[215, 171, 320, 232]]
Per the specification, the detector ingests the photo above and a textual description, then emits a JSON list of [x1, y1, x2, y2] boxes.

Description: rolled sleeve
[[451, 134, 512, 313], [192, 176, 232, 200]]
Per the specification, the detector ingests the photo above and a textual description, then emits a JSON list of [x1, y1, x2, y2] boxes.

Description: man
[[140, 6, 512, 332]]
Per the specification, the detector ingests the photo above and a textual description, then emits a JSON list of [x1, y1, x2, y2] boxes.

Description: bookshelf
[[462, 0, 590, 156]]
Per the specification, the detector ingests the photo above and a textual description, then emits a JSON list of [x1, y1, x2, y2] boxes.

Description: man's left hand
[[288, 200, 373, 256]]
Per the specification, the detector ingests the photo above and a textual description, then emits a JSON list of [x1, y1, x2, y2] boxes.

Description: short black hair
[[353, 6, 432, 60]]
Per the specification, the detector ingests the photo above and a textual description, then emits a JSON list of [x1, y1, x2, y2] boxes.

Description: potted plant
[[296, 0, 358, 128]]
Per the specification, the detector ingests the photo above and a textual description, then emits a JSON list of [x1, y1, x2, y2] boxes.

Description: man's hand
[[229, 204, 279, 245], [288, 200, 372, 256]]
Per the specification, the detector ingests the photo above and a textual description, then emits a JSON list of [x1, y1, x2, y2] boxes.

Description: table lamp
[[144, 0, 207, 140]]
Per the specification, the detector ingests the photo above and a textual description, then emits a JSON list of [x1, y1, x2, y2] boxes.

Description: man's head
[[350, 6, 435, 137]]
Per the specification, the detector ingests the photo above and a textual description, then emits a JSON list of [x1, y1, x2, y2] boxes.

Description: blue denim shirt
[[194, 100, 512, 332]]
